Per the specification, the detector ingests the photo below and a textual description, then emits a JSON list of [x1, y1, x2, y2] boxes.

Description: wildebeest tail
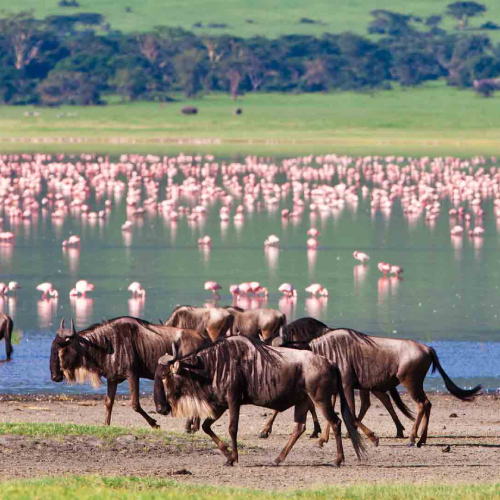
[[278, 314, 287, 340], [333, 365, 367, 460], [389, 387, 415, 421], [430, 347, 481, 400], [221, 314, 235, 337], [2, 315, 13, 360]]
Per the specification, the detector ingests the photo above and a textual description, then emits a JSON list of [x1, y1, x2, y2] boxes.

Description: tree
[[446, 2, 487, 30], [36, 71, 102, 105], [173, 48, 207, 97]]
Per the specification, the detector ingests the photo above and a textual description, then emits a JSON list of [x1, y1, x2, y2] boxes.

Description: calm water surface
[[0, 153, 499, 394]]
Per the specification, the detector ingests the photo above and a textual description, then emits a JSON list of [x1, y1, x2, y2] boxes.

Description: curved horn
[[172, 341, 178, 360], [70, 319, 76, 336], [59, 318, 65, 330]]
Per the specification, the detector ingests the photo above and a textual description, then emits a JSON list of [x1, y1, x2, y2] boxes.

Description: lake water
[[0, 152, 499, 394]]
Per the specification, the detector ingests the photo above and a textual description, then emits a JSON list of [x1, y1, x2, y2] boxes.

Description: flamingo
[[229, 284, 240, 297], [7, 282, 20, 294], [36, 282, 58, 299], [390, 265, 404, 276], [377, 262, 391, 275], [238, 282, 252, 296], [62, 235, 81, 247], [353, 251, 370, 264], [279, 283, 297, 298], [74, 279, 95, 297], [305, 283, 328, 297], [198, 235, 212, 246], [264, 234, 279, 247], [204, 281, 222, 300], [128, 281, 146, 297], [307, 228, 320, 237], [307, 237, 319, 249], [0, 283, 7, 295]]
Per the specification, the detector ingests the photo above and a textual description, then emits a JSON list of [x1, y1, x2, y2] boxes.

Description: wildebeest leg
[[308, 403, 322, 439], [273, 399, 308, 465], [403, 382, 431, 447], [315, 400, 345, 467], [371, 391, 406, 438], [104, 380, 118, 425], [202, 408, 231, 462], [226, 401, 241, 466], [128, 375, 159, 428], [345, 385, 379, 446], [259, 410, 279, 438], [185, 416, 201, 433], [356, 390, 371, 423]]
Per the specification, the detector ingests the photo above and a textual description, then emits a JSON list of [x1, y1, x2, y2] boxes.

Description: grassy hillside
[[2, 83, 500, 156], [6, 0, 500, 39]]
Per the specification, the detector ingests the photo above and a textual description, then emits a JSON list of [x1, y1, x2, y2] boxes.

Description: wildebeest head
[[271, 329, 311, 350], [154, 342, 212, 418], [50, 318, 104, 387]]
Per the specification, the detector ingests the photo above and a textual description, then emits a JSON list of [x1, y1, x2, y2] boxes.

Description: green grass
[[0, 476, 498, 499], [2, 83, 500, 156], [5, 0, 500, 39]]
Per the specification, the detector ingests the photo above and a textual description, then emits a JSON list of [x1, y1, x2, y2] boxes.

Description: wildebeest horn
[[59, 318, 65, 331], [172, 341, 178, 360], [70, 319, 76, 337]]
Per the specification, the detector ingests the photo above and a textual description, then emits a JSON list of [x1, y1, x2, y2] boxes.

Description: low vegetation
[[0, 476, 498, 499]]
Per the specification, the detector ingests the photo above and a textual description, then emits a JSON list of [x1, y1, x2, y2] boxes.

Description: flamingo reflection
[[378, 277, 390, 304], [63, 247, 80, 274], [279, 295, 296, 317], [128, 297, 145, 317], [305, 296, 328, 317], [70, 296, 94, 328], [353, 264, 368, 286], [265, 246, 279, 272], [37, 298, 58, 329]]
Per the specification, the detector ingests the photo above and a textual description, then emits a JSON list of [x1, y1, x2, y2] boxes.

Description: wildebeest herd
[[3, 304, 475, 468]]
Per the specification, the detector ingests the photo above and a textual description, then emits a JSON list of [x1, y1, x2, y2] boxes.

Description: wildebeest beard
[[61, 357, 103, 388]]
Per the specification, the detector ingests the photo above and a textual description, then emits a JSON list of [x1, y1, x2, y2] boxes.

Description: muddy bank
[[0, 393, 499, 489]]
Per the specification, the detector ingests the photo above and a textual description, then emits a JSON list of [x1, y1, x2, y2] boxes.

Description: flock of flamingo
[[0, 151, 497, 325]]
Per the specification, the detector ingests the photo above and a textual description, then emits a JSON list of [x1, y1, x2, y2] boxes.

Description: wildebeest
[[181, 106, 198, 115], [164, 306, 234, 341], [50, 317, 212, 429], [0, 313, 13, 361], [154, 336, 366, 467], [225, 306, 286, 342], [260, 317, 414, 440], [274, 328, 481, 447]]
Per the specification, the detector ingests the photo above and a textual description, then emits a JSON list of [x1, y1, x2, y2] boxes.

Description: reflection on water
[[0, 152, 500, 393]]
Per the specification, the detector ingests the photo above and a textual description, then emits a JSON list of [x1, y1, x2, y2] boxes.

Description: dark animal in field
[[224, 306, 286, 342], [0, 313, 13, 360], [181, 106, 198, 115], [164, 305, 234, 341], [260, 317, 414, 440], [50, 316, 211, 429], [274, 328, 481, 447], [154, 336, 366, 467]]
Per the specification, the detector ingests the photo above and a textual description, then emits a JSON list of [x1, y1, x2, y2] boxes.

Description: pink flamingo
[[73, 280, 95, 297], [353, 251, 370, 264], [62, 235, 81, 247], [390, 265, 404, 276], [36, 282, 58, 299], [229, 284, 240, 297], [198, 235, 212, 246], [128, 282, 146, 297], [238, 282, 252, 296], [7, 282, 20, 294], [264, 235, 279, 247], [305, 283, 328, 297], [0, 283, 7, 295], [279, 283, 297, 298], [377, 262, 391, 275], [307, 228, 320, 237], [204, 281, 222, 300]]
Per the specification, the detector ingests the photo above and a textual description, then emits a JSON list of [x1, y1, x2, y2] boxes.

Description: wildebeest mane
[[224, 305, 245, 312], [164, 307, 205, 331], [283, 317, 331, 342]]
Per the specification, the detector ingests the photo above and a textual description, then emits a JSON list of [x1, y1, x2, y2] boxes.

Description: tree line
[[0, 2, 499, 106]]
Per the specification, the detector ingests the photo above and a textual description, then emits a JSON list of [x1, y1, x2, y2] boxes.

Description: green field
[[1, 83, 500, 156], [5, 0, 500, 39], [0, 476, 498, 500]]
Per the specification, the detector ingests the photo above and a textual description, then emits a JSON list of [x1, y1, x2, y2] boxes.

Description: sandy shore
[[0, 393, 499, 489]]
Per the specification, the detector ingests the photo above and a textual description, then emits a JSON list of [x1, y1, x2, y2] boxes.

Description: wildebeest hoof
[[309, 431, 320, 439], [224, 460, 235, 466], [273, 458, 281, 466], [151, 423, 160, 429], [373, 436, 380, 447], [416, 441, 425, 448], [396, 433, 405, 439], [259, 431, 270, 439], [317, 440, 325, 448], [407, 442, 415, 447]]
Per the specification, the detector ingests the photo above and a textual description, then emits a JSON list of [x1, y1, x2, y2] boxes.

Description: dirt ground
[[0, 392, 499, 489]]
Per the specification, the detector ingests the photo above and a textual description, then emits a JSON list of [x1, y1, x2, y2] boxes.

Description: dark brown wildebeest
[[154, 336, 366, 467], [50, 317, 212, 429], [260, 317, 414, 440], [164, 306, 234, 341], [181, 106, 198, 115], [224, 306, 286, 342], [0, 313, 13, 361], [274, 328, 481, 447]]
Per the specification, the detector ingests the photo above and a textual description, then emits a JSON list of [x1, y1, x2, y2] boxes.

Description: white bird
[[305, 283, 328, 297], [128, 281, 146, 297]]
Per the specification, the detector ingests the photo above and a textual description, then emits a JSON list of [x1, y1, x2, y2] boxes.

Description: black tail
[[430, 348, 481, 400], [2, 316, 13, 360], [220, 314, 235, 337], [389, 387, 415, 421], [334, 365, 366, 460]]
